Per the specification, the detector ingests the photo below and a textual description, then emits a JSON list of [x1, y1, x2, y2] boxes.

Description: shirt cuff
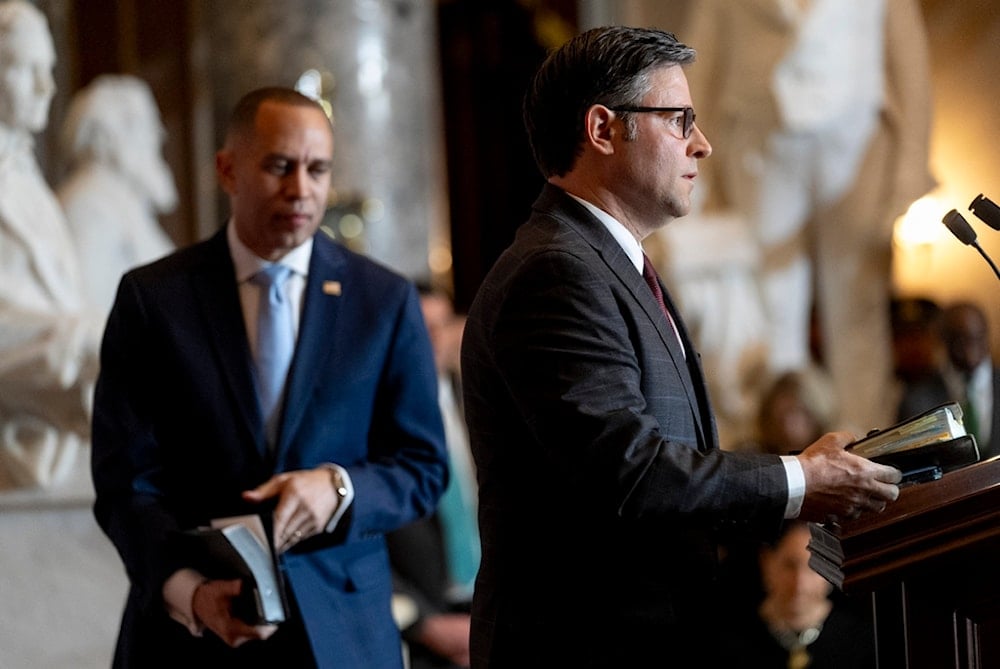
[[780, 455, 806, 519], [162, 568, 208, 637], [320, 463, 354, 533]]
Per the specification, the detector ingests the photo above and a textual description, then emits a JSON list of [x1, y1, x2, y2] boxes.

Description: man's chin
[[278, 225, 319, 250]]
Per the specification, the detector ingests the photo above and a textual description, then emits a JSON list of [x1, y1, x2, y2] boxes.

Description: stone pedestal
[[0, 462, 128, 669]]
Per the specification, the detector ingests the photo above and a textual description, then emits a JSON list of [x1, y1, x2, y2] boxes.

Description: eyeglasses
[[609, 106, 696, 139]]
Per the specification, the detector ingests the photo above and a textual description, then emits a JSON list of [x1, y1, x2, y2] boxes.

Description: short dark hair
[[224, 86, 328, 147], [523, 26, 696, 179]]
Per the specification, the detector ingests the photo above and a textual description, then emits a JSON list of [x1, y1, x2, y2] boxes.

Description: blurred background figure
[[389, 284, 476, 669], [897, 301, 998, 459], [738, 368, 838, 457], [0, 0, 101, 491], [717, 522, 877, 669], [890, 296, 945, 391], [680, 0, 935, 439], [723, 368, 838, 617], [57, 74, 177, 318]]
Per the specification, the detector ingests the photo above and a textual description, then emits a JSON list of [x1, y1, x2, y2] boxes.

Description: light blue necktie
[[251, 265, 294, 437]]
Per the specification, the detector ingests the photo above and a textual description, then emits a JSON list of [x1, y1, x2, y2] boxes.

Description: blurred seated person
[[724, 368, 838, 613], [388, 284, 476, 669], [739, 368, 838, 457], [890, 296, 944, 388], [716, 522, 876, 669], [897, 300, 998, 459]]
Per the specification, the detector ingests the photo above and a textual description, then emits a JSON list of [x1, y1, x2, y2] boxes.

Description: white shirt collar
[[227, 220, 313, 283], [566, 192, 644, 274]]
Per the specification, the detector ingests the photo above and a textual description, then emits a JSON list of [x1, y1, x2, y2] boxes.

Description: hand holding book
[[191, 575, 279, 647], [182, 514, 288, 626]]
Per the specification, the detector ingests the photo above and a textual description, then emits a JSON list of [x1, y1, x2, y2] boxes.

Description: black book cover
[[179, 514, 288, 625], [850, 402, 981, 482]]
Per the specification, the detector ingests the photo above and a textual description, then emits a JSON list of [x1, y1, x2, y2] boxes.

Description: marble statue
[[0, 0, 102, 491], [57, 74, 177, 317], [678, 0, 935, 436], [0, 4, 127, 667]]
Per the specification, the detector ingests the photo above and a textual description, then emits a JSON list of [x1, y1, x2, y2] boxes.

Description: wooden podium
[[809, 456, 1000, 669]]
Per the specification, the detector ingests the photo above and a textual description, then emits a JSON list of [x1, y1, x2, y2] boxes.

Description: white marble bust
[[0, 0, 102, 492], [57, 74, 177, 317]]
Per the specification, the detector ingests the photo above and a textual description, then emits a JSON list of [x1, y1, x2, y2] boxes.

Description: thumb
[[220, 578, 244, 597], [242, 475, 285, 502]]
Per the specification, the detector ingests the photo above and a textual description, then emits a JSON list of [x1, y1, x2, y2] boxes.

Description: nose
[[689, 124, 711, 159], [284, 165, 310, 198]]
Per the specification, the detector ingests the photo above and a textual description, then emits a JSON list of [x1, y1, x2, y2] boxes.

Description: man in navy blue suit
[[92, 87, 448, 668]]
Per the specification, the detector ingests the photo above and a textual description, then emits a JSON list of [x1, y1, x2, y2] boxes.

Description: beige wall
[[893, 0, 1000, 360]]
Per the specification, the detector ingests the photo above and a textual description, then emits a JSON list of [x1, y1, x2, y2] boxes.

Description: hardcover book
[[849, 402, 980, 481], [182, 514, 288, 625]]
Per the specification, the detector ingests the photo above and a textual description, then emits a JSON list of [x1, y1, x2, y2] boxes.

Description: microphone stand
[[942, 209, 1000, 281], [971, 241, 1000, 281]]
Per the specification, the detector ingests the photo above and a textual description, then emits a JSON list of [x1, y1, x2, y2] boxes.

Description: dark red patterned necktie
[[642, 254, 685, 357]]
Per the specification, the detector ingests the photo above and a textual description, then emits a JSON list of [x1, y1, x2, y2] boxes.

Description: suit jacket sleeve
[[482, 246, 787, 529]]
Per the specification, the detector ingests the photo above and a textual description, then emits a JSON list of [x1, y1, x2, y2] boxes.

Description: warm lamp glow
[[894, 195, 947, 247]]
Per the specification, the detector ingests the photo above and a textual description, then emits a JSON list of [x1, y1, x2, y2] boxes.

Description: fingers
[[272, 486, 317, 549], [277, 527, 306, 554], [193, 579, 272, 648], [873, 463, 904, 485], [244, 468, 340, 551], [829, 484, 897, 523], [241, 474, 287, 503], [812, 430, 857, 451], [254, 623, 280, 642], [873, 478, 900, 502]]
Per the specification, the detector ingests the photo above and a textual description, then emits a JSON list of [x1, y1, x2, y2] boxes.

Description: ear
[[583, 104, 617, 156], [215, 149, 236, 194]]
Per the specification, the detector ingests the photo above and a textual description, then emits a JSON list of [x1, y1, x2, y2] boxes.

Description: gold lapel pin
[[323, 280, 342, 296]]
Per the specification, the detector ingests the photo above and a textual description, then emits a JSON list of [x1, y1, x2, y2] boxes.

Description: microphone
[[941, 209, 1000, 280], [942, 209, 978, 245], [969, 193, 1000, 231]]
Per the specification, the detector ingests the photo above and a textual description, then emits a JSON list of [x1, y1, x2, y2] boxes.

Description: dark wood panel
[[810, 457, 1000, 668]]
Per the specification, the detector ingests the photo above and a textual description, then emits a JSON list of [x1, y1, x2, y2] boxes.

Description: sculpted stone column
[[196, 0, 448, 279]]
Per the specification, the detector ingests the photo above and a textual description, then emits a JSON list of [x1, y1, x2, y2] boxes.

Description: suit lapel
[[191, 230, 267, 458], [659, 284, 717, 451], [537, 186, 713, 449], [275, 234, 346, 456]]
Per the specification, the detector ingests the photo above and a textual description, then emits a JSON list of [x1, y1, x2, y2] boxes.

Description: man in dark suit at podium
[[898, 301, 999, 460], [92, 87, 448, 668], [460, 25, 902, 669]]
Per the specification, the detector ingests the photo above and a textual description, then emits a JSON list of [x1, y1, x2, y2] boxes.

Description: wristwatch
[[319, 463, 354, 532], [329, 466, 350, 504]]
